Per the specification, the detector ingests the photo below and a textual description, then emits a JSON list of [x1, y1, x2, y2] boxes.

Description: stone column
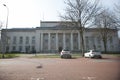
[[78, 32, 80, 50], [71, 33, 73, 50], [63, 33, 66, 49], [56, 33, 58, 51], [48, 33, 51, 50], [40, 33, 43, 51]]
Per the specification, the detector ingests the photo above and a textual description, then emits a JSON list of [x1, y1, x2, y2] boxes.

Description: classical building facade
[[1, 21, 120, 53]]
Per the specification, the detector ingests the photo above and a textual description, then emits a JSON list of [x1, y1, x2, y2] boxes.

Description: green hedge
[[102, 51, 120, 54]]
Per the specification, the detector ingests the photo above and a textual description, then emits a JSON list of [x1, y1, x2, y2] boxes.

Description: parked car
[[84, 50, 102, 59], [60, 49, 72, 59]]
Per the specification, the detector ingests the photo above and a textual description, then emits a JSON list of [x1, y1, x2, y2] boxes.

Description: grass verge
[[106, 54, 120, 57], [32, 54, 60, 58], [0, 53, 20, 59], [0, 53, 82, 59], [31, 53, 82, 59]]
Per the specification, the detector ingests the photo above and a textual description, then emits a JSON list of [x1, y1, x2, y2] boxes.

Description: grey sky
[[0, 0, 119, 28]]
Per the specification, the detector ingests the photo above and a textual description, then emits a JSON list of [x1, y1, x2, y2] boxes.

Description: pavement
[[0, 55, 120, 80]]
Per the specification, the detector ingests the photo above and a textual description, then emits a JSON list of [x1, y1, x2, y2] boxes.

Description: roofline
[[40, 21, 73, 23], [1, 27, 117, 32], [2, 28, 36, 32]]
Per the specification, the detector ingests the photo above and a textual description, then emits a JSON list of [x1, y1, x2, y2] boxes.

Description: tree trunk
[[103, 39, 107, 53], [80, 31, 85, 57], [2, 53, 5, 58]]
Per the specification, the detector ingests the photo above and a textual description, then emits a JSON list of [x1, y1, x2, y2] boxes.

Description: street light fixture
[[2, 4, 9, 58]]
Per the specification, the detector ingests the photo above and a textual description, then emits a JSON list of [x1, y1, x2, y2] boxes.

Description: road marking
[[82, 77, 96, 80], [31, 77, 45, 80]]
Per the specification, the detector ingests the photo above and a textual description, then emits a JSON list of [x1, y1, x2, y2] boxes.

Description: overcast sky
[[0, 0, 119, 28]]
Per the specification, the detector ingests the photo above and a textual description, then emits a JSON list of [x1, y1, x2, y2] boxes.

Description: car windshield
[[63, 49, 69, 51], [88, 50, 100, 52], [93, 50, 100, 52]]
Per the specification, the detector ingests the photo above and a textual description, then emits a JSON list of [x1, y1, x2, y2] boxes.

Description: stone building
[[1, 21, 120, 53]]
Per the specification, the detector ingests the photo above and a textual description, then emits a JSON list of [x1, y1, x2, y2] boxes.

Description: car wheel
[[99, 56, 102, 59], [61, 55, 63, 58], [67, 55, 71, 59], [68, 55, 72, 59], [90, 57, 94, 59]]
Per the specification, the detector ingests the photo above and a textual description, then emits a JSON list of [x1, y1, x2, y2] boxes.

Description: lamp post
[[3, 4, 9, 29], [2, 4, 9, 58]]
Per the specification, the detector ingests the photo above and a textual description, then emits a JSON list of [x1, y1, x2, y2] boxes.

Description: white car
[[84, 50, 102, 59], [60, 49, 72, 59]]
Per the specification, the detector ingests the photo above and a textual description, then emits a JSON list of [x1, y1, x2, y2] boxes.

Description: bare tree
[[114, 1, 120, 16], [60, 0, 101, 56], [0, 21, 3, 54], [94, 9, 118, 53], [0, 21, 8, 58], [114, 1, 120, 27]]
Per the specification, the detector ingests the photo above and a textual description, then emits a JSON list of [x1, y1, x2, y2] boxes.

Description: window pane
[[19, 36, 23, 44], [19, 46, 22, 51], [26, 36, 29, 44], [12, 46, 16, 51], [13, 36, 17, 44], [32, 36, 35, 44]]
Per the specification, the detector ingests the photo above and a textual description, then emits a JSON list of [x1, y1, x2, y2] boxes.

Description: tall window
[[85, 36, 89, 44], [109, 36, 113, 44], [85, 36, 89, 50], [97, 37, 101, 50], [32, 46, 35, 52], [19, 36, 23, 44], [6, 46, 9, 52], [32, 36, 35, 44], [13, 36, 17, 44], [65, 33, 71, 50], [12, 46, 16, 51], [26, 36, 29, 44], [110, 45, 114, 50], [73, 33, 78, 50], [90, 37, 96, 50], [25, 46, 30, 53], [97, 37, 101, 44], [58, 33, 63, 48], [8, 37, 11, 44], [19, 46, 22, 51], [91, 37, 95, 44]]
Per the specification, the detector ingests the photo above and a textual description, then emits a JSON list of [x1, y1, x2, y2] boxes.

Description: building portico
[[38, 29, 80, 52]]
